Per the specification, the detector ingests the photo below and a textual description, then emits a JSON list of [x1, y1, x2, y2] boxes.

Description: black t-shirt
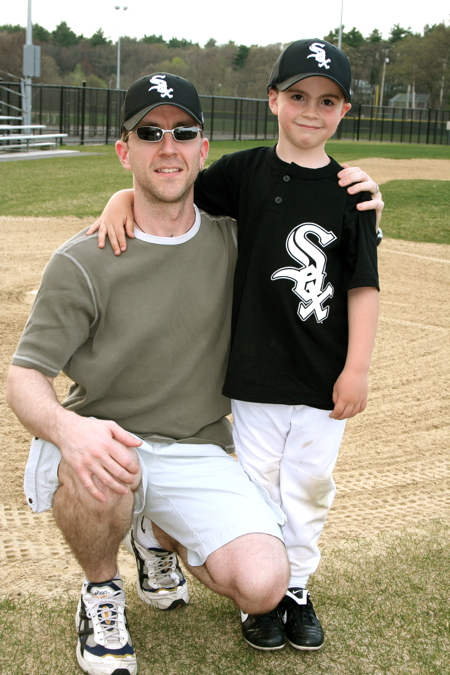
[[195, 145, 379, 409]]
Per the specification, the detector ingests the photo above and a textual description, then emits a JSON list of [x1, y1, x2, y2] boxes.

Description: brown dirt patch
[[346, 157, 450, 184], [1, 158, 449, 597]]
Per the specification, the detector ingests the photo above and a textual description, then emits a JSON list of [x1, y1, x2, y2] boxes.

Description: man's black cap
[[121, 73, 204, 131], [267, 39, 351, 102]]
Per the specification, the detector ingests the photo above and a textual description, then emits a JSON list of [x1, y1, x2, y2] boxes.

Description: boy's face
[[269, 77, 351, 156]]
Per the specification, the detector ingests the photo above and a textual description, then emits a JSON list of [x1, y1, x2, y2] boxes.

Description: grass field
[[1, 521, 448, 675], [1, 140, 449, 244]]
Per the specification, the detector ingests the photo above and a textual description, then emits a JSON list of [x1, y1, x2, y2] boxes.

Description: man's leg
[[53, 457, 139, 580], [153, 525, 289, 615], [53, 453, 141, 675]]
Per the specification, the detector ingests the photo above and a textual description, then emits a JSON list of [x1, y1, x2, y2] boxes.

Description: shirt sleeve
[[194, 153, 242, 219], [341, 191, 380, 293], [11, 251, 98, 378]]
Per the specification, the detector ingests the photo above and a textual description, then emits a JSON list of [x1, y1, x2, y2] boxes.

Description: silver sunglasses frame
[[131, 126, 202, 143]]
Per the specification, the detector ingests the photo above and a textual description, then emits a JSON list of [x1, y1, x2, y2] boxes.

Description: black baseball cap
[[267, 39, 351, 102], [121, 73, 204, 131]]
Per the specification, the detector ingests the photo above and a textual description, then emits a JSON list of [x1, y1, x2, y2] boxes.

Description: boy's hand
[[330, 366, 368, 420], [337, 164, 384, 229], [86, 189, 135, 256]]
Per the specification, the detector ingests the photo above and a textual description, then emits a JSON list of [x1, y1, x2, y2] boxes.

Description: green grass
[[381, 180, 450, 245], [1, 521, 448, 675], [0, 141, 449, 244], [0, 146, 132, 218], [206, 139, 450, 164]]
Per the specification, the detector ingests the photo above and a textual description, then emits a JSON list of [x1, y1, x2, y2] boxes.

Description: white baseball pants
[[231, 400, 346, 587]]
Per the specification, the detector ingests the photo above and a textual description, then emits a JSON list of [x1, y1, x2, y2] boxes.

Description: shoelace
[[288, 599, 317, 627], [84, 589, 128, 647], [252, 610, 280, 626], [146, 552, 180, 587]]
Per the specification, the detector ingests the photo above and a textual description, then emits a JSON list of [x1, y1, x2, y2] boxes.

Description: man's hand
[[329, 366, 368, 420], [56, 413, 141, 502], [337, 164, 384, 230], [6, 365, 141, 503]]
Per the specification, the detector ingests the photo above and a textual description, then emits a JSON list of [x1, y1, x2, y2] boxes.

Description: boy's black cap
[[267, 39, 351, 102], [121, 72, 204, 131]]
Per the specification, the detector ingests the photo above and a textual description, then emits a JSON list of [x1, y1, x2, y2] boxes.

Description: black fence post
[[105, 88, 110, 145], [264, 100, 268, 140], [426, 108, 432, 145], [233, 99, 238, 140], [210, 96, 215, 142], [80, 81, 86, 145], [380, 106, 385, 142], [255, 100, 259, 139], [59, 86, 64, 134], [356, 103, 361, 141], [238, 99, 243, 141]]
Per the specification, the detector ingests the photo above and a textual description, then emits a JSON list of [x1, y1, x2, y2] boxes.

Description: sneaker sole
[[287, 638, 324, 651], [136, 577, 189, 611], [242, 637, 285, 651], [76, 641, 137, 675]]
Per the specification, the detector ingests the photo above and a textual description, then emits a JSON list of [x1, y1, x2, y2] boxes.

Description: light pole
[[379, 57, 389, 108], [338, 0, 344, 49], [115, 5, 128, 90]]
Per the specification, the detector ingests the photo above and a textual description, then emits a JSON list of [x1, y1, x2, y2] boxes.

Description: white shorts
[[24, 436, 286, 567]]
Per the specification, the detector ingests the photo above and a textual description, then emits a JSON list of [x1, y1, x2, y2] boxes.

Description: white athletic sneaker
[[123, 528, 189, 611], [75, 578, 137, 675]]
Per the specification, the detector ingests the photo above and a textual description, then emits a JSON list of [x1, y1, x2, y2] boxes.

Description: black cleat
[[279, 588, 324, 650], [240, 609, 285, 650]]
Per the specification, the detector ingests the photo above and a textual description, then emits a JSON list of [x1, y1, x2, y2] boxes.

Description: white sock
[[135, 515, 163, 550], [83, 571, 121, 586], [288, 576, 309, 590]]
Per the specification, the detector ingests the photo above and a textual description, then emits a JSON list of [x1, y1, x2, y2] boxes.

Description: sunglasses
[[133, 126, 202, 143]]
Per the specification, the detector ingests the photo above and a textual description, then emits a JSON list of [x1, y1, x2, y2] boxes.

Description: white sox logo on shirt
[[307, 43, 331, 70], [271, 223, 336, 323], [148, 75, 174, 98]]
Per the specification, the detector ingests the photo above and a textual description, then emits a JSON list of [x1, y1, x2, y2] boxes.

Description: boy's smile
[[269, 77, 351, 167]]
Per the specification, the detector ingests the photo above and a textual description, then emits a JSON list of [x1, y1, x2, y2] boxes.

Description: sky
[[3, 0, 449, 47]]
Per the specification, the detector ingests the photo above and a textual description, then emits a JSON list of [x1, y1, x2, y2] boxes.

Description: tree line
[[0, 20, 449, 107]]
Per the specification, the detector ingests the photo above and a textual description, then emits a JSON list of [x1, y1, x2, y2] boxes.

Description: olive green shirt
[[12, 208, 238, 451]]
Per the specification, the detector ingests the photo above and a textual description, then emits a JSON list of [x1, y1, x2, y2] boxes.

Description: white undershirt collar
[[133, 205, 200, 245]]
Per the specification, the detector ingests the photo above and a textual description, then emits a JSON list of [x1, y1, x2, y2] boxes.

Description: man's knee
[[208, 533, 289, 613]]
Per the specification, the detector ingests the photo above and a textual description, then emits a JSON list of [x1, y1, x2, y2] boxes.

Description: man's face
[[116, 105, 209, 205]]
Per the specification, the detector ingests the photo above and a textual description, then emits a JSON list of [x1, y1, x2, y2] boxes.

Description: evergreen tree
[[232, 44, 250, 70], [90, 29, 110, 46], [51, 21, 82, 47]]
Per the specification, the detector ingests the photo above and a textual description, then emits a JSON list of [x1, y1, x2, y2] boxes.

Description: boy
[[93, 40, 379, 653]]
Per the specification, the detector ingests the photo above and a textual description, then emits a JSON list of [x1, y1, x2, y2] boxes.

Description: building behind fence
[[1, 81, 449, 146]]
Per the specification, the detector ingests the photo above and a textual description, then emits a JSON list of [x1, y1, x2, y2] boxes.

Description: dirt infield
[[1, 158, 449, 598]]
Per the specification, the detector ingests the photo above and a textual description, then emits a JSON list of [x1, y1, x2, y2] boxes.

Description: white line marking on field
[[379, 316, 447, 332], [382, 249, 450, 264]]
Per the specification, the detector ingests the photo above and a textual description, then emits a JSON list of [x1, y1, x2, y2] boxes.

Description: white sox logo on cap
[[307, 43, 331, 70], [148, 75, 174, 99]]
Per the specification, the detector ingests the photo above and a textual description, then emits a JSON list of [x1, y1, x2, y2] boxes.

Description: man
[[6, 73, 290, 675]]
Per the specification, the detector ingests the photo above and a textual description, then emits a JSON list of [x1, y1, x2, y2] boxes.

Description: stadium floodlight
[[115, 5, 129, 91]]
